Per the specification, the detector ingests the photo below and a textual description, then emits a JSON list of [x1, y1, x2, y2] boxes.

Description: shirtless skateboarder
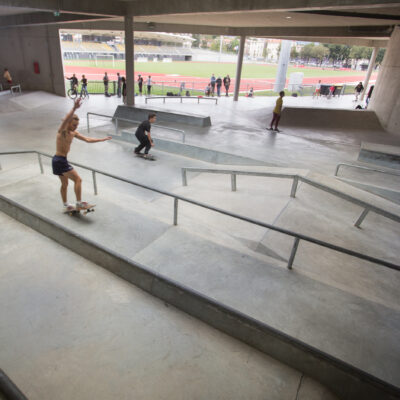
[[52, 98, 111, 212]]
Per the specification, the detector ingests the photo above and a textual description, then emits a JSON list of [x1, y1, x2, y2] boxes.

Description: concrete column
[[369, 26, 400, 134], [360, 47, 378, 101], [274, 40, 292, 92], [125, 15, 134, 106], [233, 35, 245, 102]]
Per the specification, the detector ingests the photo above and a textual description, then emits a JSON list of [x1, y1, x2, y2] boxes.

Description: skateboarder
[[52, 98, 112, 212], [267, 91, 285, 132], [134, 113, 156, 159]]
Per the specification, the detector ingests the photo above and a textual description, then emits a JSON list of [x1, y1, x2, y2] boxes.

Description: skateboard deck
[[135, 153, 156, 161], [64, 204, 96, 216]]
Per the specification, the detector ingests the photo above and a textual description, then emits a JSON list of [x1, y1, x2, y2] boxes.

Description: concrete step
[[1, 212, 338, 400], [1, 177, 399, 398]]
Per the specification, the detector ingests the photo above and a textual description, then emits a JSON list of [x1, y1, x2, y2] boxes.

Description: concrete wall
[[370, 26, 400, 134], [0, 25, 65, 96]]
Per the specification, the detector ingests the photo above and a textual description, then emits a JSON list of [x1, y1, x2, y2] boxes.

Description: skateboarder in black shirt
[[134, 113, 156, 159]]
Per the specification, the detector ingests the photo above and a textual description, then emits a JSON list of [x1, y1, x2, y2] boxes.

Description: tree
[[376, 48, 386, 64], [311, 44, 329, 65], [192, 34, 200, 48], [300, 43, 315, 62], [290, 46, 299, 59]]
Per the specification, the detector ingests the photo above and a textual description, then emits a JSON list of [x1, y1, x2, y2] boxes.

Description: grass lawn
[[63, 60, 365, 79]]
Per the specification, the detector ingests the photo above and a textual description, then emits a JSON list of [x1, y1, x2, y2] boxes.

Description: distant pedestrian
[[267, 91, 285, 132], [3, 68, 12, 84], [147, 76, 152, 96], [137, 75, 143, 95], [354, 81, 364, 101], [365, 85, 374, 108], [223, 75, 231, 96], [328, 85, 335, 99], [179, 81, 185, 96], [216, 76, 222, 97], [80, 75, 89, 98], [247, 87, 254, 97], [313, 80, 321, 98], [103, 72, 110, 97], [117, 72, 122, 98], [205, 84, 211, 97], [210, 74, 216, 96], [121, 77, 127, 104]]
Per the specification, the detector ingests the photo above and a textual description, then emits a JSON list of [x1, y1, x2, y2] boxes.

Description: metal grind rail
[[335, 163, 400, 178], [86, 112, 186, 143], [181, 167, 400, 229], [1, 150, 399, 273]]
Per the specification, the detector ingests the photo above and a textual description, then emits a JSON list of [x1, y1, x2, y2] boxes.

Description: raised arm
[[75, 132, 112, 143], [58, 98, 81, 133]]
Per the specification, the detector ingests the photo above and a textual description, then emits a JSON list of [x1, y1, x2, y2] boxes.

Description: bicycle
[[67, 85, 78, 99]]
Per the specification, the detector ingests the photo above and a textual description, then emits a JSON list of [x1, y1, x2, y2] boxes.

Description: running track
[[64, 65, 377, 92]]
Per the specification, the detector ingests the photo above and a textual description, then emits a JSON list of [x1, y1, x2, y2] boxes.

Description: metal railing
[[181, 167, 400, 229], [1, 150, 399, 273], [86, 112, 186, 143], [145, 96, 218, 105], [335, 163, 400, 178]]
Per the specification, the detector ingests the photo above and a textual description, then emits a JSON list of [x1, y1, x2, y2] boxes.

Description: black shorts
[[52, 155, 73, 176]]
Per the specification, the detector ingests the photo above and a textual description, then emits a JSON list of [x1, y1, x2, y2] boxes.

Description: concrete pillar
[[369, 26, 400, 134], [360, 47, 378, 101], [233, 35, 245, 102], [274, 40, 292, 92], [125, 15, 134, 106]]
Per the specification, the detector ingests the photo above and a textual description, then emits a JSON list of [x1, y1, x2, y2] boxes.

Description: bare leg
[[63, 169, 82, 202], [58, 175, 69, 203]]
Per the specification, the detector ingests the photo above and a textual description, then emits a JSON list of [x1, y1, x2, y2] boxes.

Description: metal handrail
[[86, 112, 186, 143], [145, 96, 218, 105], [335, 163, 400, 178], [181, 167, 400, 228], [1, 150, 399, 273]]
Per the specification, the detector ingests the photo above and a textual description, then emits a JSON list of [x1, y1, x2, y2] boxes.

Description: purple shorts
[[52, 155, 73, 175]]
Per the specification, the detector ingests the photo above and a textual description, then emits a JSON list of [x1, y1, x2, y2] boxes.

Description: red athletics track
[[64, 65, 377, 92]]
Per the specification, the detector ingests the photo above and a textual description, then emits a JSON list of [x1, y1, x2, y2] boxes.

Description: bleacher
[[80, 42, 114, 52]]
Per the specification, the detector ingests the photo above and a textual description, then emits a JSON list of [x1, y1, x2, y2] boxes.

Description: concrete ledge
[[114, 105, 211, 127], [1, 194, 400, 400], [337, 177, 400, 205], [281, 107, 384, 131], [115, 131, 269, 166], [359, 142, 400, 170]]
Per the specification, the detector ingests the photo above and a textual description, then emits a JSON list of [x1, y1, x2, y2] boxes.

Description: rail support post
[[355, 208, 369, 228], [287, 237, 300, 270], [290, 176, 298, 198], [92, 171, 98, 195], [37, 153, 44, 174], [173, 198, 178, 225], [182, 169, 187, 186], [115, 118, 119, 136], [231, 173, 237, 192]]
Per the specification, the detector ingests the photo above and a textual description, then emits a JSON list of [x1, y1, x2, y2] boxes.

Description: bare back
[[56, 129, 76, 157]]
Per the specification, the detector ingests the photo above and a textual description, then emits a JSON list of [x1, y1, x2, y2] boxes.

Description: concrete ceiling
[[0, 0, 399, 46]]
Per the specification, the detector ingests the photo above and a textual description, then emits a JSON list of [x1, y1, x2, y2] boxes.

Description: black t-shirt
[[81, 78, 87, 86], [69, 77, 78, 85], [216, 78, 222, 86], [138, 77, 143, 85], [223, 77, 230, 86], [135, 120, 151, 138], [103, 75, 109, 84]]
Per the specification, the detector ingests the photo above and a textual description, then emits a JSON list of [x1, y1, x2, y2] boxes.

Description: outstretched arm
[[58, 98, 81, 133], [75, 132, 112, 143]]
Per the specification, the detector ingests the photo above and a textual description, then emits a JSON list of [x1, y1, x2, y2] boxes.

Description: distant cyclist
[[67, 74, 78, 95]]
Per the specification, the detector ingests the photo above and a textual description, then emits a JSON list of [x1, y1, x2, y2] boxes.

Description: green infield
[[63, 59, 365, 79]]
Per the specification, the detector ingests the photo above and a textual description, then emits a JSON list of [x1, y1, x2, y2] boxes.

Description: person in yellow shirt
[[267, 91, 285, 132]]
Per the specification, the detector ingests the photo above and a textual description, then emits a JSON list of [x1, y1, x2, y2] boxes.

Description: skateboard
[[64, 204, 96, 216], [135, 153, 156, 161]]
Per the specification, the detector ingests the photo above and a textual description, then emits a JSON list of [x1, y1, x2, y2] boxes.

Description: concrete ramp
[[281, 107, 384, 131], [114, 104, 211, 127]]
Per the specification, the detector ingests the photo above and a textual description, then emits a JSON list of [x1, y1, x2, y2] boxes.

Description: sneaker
[[274, 128, 281, 133], [134, 150, 141, 154], [76, 201, 89, 209], [266, 127, 273, 131], [63, 204, 75, 212]]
